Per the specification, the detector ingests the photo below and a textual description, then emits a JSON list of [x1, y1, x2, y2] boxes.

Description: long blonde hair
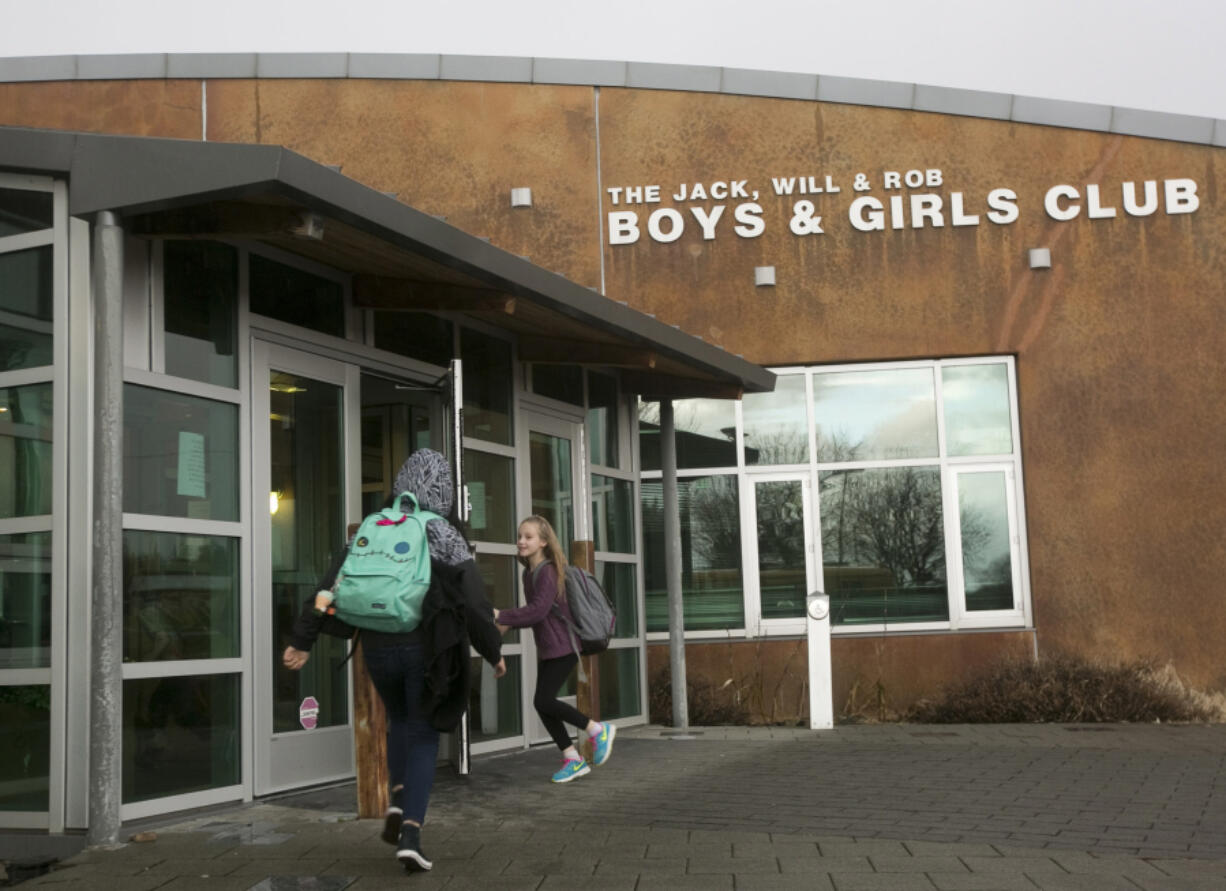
[[518, 515, 568, 599]]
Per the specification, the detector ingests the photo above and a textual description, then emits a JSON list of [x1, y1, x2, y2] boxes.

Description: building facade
[[1, 53, 1223, 832]]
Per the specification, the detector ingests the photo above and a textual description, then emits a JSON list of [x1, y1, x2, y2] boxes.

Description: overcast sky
[[3, 0, 1224, 120]]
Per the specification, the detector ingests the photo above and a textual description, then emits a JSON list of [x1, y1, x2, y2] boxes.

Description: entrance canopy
[[0, 125, 774, 400]]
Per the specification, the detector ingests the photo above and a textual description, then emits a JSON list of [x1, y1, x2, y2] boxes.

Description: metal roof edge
[[0, 52, 1220, 148]]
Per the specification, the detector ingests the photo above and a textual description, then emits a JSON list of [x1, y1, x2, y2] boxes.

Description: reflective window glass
[[373, 311, 453, 368], [464, 449, 515, 543], [942, 364, 1013, 456], [643, 475, 743, 631], [592, 475, 634, 553], [0, 532, 51, 669], [123, 532, 239, 662], [461, 328, 513, 445], [596, 648, 641, 720], [639, 398, 738, 471], [743, 375, 808, 465], [814, 368, 938, 462], [476, 552, 519, 643], [532, 364, 583, 406], [0, 246, 53, 371], [0, 383, 53, 517], [124, 385, 239, 521], [820, 467, 948, 625], [528, 431, 574, 550], [0, 684, 49, 811], [587, 372, 619, 468], [756, 480, 807, 620], [122, 673, 240, 803], [0, 188, 53, 237], [249, 254, 344, 337], [163, 241, 238, 388], [469, 653, 521, 742], [596, 560, 638, 638], [959, 471, 1016, 611]]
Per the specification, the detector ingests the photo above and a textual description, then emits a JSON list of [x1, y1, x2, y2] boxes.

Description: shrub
[[906, 655, 1226, 724], [649, 668, 751, 726]]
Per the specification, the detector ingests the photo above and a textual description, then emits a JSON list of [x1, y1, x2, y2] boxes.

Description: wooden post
[[348, 521, 388, 818], [570, 540, 598, 761]]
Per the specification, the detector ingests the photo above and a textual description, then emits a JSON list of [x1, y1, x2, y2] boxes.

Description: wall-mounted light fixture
[[1029, 248, 1052, 269], [754, 266, 776, 287], [510, 187, 533, 208]]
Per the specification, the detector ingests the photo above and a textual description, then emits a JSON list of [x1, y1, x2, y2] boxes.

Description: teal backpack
[[331, 492, 440, 632]]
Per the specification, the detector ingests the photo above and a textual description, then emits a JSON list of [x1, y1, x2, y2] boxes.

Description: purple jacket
[[497, 562, 577, 661]]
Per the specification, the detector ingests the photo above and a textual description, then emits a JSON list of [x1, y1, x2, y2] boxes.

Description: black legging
[[534, 654, 591, 751]]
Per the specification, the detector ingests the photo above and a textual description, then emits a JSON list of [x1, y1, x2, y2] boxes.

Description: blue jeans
[[361, 642, 439, 825]]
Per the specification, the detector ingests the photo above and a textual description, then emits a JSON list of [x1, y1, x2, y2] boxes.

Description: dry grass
[[907, 655, 1226, 724], [649, 668, 751, 726]]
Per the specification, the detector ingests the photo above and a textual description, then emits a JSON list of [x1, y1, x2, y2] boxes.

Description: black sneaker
[[380, 804, 403, 846], [397, 824, 432, 872]]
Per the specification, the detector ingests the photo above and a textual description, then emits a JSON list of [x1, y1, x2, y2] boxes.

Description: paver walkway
[[13, 723, 1226, 889]]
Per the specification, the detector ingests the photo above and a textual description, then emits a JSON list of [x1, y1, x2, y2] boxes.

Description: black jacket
[[289, 556, 501, 732]]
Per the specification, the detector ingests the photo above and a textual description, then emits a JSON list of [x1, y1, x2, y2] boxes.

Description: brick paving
[[13, 722, 1226, 889]]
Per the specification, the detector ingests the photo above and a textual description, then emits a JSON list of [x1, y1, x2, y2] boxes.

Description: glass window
[[476, 552, 519, 643], [528, 431, 574, 550], [249, 254, 344, 337], [162, 241, 238, 388], [596, 561, 638, 638], [0, 532, 51, 669], [643, 475, 743, 631], [123, 532, 239, 662], [531, 364, 583, 406], [124, 385, 239, 521], [639, 398, 738, 472], [587, 372, 619, 468], [461, 328, 513, 445], [0, 684, 50, 811], [0, 246, 54, 372], [469, 653, 521, 742], [0, 188, 53, 237], [814, 368, 938, 462], [743, 375, 808, 466], [373, 311, 453, 368], [0, 383, 53, 517], [820, 467, 948, 625], [464, 449, 515, 544], [591, 475, 634, 554], [122, 673, 240, 803], [942, 364, 1013, 456], [959, 471, 1016, 612], [756, 480, 807, 620], [596, 648, 641, 720]]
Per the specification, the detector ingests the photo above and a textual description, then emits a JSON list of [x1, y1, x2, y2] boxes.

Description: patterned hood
[[392, 449, 470, 566]]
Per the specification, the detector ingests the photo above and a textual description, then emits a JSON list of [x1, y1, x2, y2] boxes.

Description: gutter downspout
[[88, 211, 124, 846], [660, 399, 689, 732]]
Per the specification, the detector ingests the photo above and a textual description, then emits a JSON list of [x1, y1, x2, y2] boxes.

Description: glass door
[[746, 474, 817, 633], [517, 409, 584, 745], [252, 341, 359, 793]]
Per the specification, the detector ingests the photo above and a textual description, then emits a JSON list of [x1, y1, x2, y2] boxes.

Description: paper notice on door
[[177, 431, 206, 498], [468, 480, 486, 530]]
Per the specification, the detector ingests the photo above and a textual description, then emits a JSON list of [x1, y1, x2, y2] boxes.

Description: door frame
[[516, 405, 587, 746], [250, 338, 361, 795]]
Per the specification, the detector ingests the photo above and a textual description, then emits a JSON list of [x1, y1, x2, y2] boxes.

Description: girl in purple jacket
[[494, 515, 616, 782]]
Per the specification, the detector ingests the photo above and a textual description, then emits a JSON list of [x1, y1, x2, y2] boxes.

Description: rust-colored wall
[[649, 631, 1036, 723], [0, 80, 201, 138], [3, 76, 1223, 698]]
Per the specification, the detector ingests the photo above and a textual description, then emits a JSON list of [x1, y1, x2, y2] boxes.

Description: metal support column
[[88, 211, 124, 846], [660, 399, 689, 731]]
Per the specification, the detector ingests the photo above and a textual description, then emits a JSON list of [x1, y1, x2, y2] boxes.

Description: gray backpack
[[535, 563, 617, 659]]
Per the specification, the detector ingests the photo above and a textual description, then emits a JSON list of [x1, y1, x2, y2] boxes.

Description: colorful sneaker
[[397, 824, 432, 872], [591, 723, 617, 767], [551, 757, 590, 783]]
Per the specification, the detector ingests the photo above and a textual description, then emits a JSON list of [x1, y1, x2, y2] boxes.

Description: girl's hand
[[282, 646, 310, 670], [496, 623, 510, 635], [493, 658, 507, 679], [492, 607, 500, 621]]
